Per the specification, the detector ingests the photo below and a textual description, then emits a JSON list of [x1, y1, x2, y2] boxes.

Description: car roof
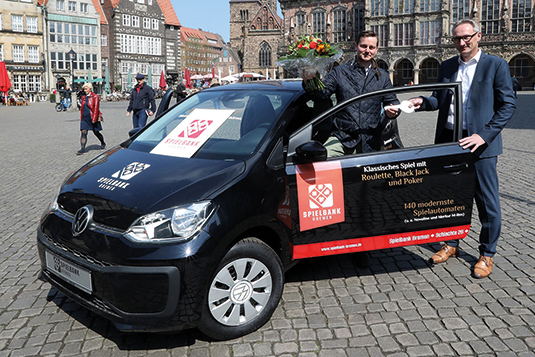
[[208, 79, 305, 92]]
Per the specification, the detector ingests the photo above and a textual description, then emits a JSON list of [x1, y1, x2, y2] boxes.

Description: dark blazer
[[420, 51, 515, 158]]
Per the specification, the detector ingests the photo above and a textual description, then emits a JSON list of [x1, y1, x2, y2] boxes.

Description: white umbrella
[[221, 75, 238, 83]]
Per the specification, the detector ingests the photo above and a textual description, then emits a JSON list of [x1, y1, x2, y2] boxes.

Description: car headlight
[[125, 201, 216, 243]]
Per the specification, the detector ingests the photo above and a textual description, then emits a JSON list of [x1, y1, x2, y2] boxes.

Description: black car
[[37, 80, 475, 340]]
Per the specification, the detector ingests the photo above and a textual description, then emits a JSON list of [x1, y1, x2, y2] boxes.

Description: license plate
[[45, 251, 93, 294]]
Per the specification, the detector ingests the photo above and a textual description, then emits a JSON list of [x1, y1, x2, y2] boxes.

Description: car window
[[288, 83, 462, 158], [127, 90, 296, 160]]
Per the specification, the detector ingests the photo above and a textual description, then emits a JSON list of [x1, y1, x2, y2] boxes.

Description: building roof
[[157, 0, 181, 26], [90, 0, 108, 25], [110, 0, 180, 27], [181, 27, 225, 48]]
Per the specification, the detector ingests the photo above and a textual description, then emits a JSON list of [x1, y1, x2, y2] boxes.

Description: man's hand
[[148, 111, 154, 116], [459, 134, 486, 153], [301, 68, 316, 83], [126, 112, 130, 117], [408, 97, 423, 111], [385, 106, 400, 118]]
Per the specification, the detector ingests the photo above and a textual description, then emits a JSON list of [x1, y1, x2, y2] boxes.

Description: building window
[[81, 3, 88, 13], [312, 11, 325, 38], [27, 16, 38, 33], [481, 0, 500, 34], [13, 45, 24, 62], [57, 0, 65, 11], [101, 34, 107, 46], [394, 23, 414, 46], [420, 21, 440, 45], [132, 16, 139, 27], [0, 45, 3, 61], [28, 75, 42, 92], [148, 0, 152, 4], [123, 14, 130, 26], [258, 41, 271, 67], [352, 7, 365, 40], [451, 0, 470, 23], [143, 17, 150, 29], [28, 46, 39, 63], [371, 24, 388, 47], [393, 0, 414, 14], [333, 8, 347, 43], [295, 12, 305, 35], [371, 0, 388, 16], [511, 0, 532, 32], [152, 19, 159, 30], [420, 0, 439, 12], [12, 15, 23, 32], [13, 75, 27, 92], [68, 1, 76, 11]]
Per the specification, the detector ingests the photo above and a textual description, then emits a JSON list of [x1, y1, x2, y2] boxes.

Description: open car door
[[285, 83, 476, 259]]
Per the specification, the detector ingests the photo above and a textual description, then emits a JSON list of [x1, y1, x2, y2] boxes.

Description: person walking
[[126, 73, 156, 129], [64, 86, 72, 108], [511, 75, 519, 98], [303, 30, 400, 156], [408, 19, 516, 278], [77, 83, 105, 155]]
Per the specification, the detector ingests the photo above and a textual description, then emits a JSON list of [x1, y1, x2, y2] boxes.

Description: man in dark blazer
[[409, 19, 516, 278]]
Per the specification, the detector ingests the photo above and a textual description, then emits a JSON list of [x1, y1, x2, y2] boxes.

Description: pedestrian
[[64, 86, 72, 108], [511, 75, 519, 98], [210, 78, 220, 87], [303, 30, 400, 156], [126, 73, 156, 129], [77, 82, 105, 155], [408, 19, 516, 278], [175, 80, 187, 103]]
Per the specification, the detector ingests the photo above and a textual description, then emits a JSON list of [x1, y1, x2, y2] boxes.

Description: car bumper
[[37, 228, 184, 332]]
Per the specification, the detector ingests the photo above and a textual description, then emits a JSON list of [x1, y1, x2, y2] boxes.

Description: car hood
[[57, 146, 245, 230]]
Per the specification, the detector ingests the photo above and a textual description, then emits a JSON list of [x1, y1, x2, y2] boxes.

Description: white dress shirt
[[446, 49, 482, 130]]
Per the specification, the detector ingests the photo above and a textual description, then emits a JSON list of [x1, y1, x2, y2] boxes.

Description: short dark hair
[[356, 30, 378, 45]]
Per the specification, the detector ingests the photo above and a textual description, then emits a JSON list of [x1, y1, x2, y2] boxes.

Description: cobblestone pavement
[[0, 92, 534, 357]]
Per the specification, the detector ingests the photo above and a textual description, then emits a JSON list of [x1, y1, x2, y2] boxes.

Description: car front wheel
[[199, 238, 284, 340]]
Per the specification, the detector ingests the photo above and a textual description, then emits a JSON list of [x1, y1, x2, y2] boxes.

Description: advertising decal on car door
[[296, 161, 345, 231], [151, 109, 234, 158], [289, 149, 475, 260]]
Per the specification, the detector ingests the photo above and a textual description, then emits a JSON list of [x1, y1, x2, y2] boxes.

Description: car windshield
[[128, 89, 296, 160]]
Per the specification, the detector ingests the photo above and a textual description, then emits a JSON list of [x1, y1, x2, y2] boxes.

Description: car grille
[[44, 234, 114, 268]]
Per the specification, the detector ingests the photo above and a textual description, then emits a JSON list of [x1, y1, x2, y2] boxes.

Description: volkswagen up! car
[[37, 81, 475, 340]]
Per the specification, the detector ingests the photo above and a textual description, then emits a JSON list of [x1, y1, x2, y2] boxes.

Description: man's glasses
[[452, 32, 478, 44]]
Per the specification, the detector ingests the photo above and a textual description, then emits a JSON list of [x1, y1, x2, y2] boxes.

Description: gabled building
[[1, 0, 45, 100], [180, 27, 226, 77], [229, 0, 282, 77], [101, 0, 180, 91], [40, 0, 103, 93]]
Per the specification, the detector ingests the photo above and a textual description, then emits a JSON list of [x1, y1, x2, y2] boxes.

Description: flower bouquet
[[276, 35, 342, 91]]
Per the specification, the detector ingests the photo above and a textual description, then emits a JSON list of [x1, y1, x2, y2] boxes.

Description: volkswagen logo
[[72, 205, 93, 236]]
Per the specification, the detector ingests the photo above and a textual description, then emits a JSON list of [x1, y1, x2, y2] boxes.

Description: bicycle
[[55, 97, 70, 112]]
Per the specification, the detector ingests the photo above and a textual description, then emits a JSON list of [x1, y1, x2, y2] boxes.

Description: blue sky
[[170, 0, 282, 43]]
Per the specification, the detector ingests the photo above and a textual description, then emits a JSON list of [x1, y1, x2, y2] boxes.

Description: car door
[[285, 83, 476, 260]]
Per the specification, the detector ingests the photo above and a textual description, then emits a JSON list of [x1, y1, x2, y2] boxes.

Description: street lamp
[[68, 48, 76, 90]]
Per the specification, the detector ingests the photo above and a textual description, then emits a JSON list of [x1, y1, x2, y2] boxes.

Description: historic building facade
[[279, 0, 535, 88], [101, 0, 180, 90], [40, 0, 102, 92], [1, 0, 46, 100], [229, 0, 283, 77], [181, 27, 240, 80]]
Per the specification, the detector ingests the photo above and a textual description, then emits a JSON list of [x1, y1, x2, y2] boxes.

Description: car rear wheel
[[199, 238, 284, 340]]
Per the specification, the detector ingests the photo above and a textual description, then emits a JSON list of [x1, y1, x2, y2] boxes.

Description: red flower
[[310, 41, 317, 49], [298, 43, 303, 49]]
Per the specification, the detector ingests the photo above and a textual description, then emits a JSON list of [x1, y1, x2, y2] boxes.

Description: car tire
[[199, 238, 284, 340]]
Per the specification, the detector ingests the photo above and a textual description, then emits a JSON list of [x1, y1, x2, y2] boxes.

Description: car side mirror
[[128, 127, 141, 137], [294, 141, 327, 164]]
